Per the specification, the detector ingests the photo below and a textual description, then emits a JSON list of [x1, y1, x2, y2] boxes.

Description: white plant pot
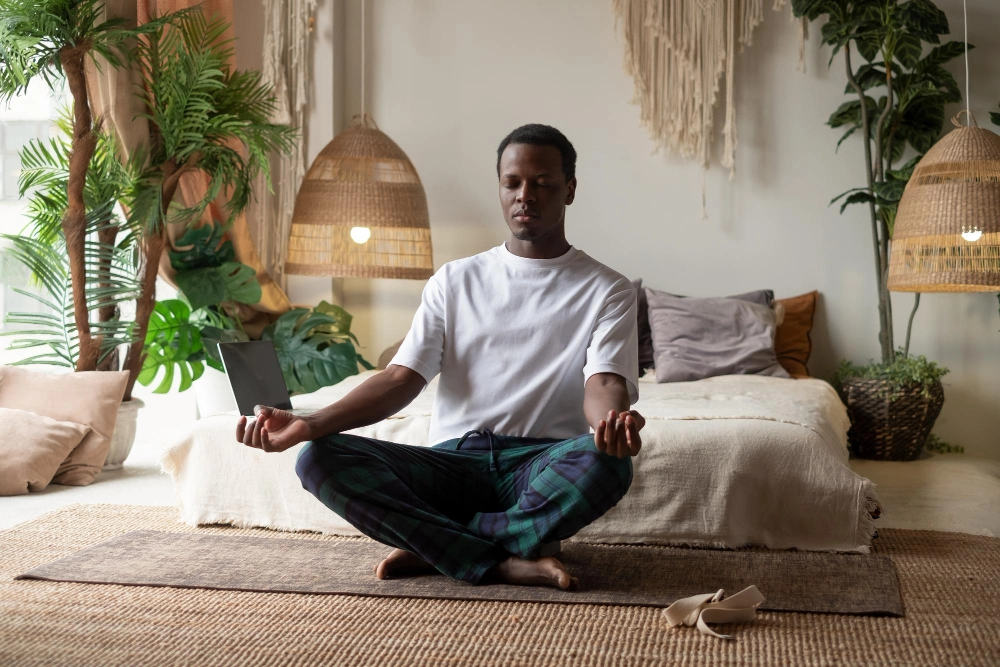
[[193, 366, 238, 419], [103, 397, 144, 471]]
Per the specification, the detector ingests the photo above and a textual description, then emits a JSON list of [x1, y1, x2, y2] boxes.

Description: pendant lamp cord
[[361, 0, 366, 124], [963, 0, 969, 122]]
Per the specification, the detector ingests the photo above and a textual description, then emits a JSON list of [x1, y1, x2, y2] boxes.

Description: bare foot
[[374, 548, 436, 580], [494, 556, 579, 591]]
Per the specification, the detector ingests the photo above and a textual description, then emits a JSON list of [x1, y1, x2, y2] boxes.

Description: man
[[236, 123, 645, 590]]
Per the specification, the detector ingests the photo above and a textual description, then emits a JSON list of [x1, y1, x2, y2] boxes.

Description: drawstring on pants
[[456, 428, 498, 473]]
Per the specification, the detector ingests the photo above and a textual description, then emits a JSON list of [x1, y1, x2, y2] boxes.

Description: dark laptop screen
[[218, 340, 293, 416]]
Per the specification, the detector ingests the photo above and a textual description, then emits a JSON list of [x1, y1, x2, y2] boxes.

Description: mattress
[[160, 370, 880, 553]]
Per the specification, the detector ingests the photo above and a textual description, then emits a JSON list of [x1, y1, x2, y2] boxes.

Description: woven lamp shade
[[285, 120, 434, 279], [887, 114, 1000, 292]]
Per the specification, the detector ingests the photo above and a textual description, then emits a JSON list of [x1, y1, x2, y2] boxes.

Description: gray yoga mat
[[16, 530, 903, 616]]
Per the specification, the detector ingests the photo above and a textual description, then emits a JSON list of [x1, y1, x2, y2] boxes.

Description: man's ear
[[566, 176, 577, 205]]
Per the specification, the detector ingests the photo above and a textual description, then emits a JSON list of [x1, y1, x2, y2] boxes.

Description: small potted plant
[[792, 0, 967, 459]]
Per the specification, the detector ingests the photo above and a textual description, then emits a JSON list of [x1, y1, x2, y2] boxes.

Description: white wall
[[243, 0, 1000, 458]]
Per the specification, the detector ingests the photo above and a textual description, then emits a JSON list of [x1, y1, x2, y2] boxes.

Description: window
[[0, 79, 68, 362]]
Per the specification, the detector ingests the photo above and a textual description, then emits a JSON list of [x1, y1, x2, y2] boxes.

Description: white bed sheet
[[160, 371, 880, 553]]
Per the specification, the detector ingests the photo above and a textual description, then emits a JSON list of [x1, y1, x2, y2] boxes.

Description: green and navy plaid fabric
[[295, 429, 633, 584]]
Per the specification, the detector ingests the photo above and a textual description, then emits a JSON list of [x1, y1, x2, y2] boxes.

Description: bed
[[160, 370, 881, 553]]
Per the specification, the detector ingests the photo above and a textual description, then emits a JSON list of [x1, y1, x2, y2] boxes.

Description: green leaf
[[174, 261, 262, 310], [262, 309, 363, 394], [138, 299, 205, 393], [838, 191, 875, 214], [169, 223, 235, 271], [856, 33, 882, 63], [991, 111, 1000, 128], [899, 0, 949, 42], [314, 300, 353, 334], [894, 34, 923, 69], [874, 179, 907, 204], [915, 41, 972, 73]]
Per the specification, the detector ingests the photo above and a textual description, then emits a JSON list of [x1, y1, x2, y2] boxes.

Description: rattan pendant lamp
[[887, 0, 1000, 293], [284, 0, 433, 280]]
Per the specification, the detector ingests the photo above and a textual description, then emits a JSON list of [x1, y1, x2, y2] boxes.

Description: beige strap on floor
[[662, 586, 766, 639]]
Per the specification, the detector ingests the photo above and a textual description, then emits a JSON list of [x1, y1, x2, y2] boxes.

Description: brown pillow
[[0, 407, 90, 495], [0, 367, 128, 486], [775, 291, 818, 377]]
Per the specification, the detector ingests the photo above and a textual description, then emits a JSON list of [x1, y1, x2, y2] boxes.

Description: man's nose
[[516, 185, 536, 203]]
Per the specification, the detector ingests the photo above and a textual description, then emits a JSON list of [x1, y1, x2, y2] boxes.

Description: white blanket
[[160, 371, 880, 553]]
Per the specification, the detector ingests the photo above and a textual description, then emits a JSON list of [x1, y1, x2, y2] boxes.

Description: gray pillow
[[645, 288, 790, 383]]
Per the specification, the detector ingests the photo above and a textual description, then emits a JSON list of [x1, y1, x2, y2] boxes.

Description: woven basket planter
[[839, 378, 945, 461]]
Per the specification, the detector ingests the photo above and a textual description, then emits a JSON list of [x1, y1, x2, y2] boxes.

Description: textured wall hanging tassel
[[251, 0, 318, 290], [613, 0, 793, 181]]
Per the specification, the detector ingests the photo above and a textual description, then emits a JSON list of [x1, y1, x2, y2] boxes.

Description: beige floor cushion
[[0, 367, 128, 486], [0, 407, 91, 496]]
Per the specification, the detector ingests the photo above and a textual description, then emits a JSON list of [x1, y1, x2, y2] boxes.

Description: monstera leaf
[[312, 300, 361, 344], [174, 262, 262, 310], [262, 308, 369, 394], [169, 224, 235, 271], [138, 299, 205, 393]]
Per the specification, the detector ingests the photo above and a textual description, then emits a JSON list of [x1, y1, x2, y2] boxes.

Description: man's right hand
[[236, 405, 313, 453]]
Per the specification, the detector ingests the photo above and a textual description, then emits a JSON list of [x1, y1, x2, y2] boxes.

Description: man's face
[[498, 143, 576, 242]]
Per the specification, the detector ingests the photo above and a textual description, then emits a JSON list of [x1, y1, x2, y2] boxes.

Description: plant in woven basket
[[831, 352, 949, 460], [792, 0, 969, 459]]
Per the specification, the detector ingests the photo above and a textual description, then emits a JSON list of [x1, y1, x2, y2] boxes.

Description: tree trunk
[[844, 48, 892, 363], [120, 159, 192, 400], [95, 222, 121, 372], [59, 44, 100, 372]]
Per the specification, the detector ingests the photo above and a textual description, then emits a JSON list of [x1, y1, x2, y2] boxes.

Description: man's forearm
[[303, 365, 425, 439], [583, 374, 632, 431]]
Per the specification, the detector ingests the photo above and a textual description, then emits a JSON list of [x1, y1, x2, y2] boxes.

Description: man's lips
[[513, 211, 539, 222]]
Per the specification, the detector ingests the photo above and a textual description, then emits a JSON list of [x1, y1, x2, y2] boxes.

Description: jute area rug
[[1, 505, 998, 667]]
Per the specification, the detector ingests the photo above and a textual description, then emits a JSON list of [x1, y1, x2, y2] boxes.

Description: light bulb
[[961, 229, 982, 242], [350, 226, 371, 244]]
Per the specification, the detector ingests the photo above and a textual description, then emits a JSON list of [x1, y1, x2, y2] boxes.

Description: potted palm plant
[[791, 0, 967, 459]]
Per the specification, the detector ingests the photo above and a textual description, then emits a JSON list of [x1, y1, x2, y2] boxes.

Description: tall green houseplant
[[792, 0, 969, 459], [0, 0, 164, 373]]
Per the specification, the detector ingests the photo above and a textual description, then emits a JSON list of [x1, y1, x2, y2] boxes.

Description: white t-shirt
[[390, 242, 639, 445]]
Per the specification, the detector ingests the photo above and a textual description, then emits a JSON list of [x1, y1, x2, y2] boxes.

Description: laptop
[[217, 340, 312, 417]]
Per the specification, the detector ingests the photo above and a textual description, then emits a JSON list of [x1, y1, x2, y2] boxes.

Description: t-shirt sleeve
[[388, 272, 446, 383], [582, 279, 640, 404]]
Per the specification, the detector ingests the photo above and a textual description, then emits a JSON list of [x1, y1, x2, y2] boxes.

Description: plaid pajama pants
[[295, 429, 633, 584]]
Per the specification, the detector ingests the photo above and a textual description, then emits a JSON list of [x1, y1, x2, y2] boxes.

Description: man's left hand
[[594, 409, 645, 458]]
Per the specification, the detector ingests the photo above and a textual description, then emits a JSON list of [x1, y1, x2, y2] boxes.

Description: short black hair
[[496, 124, 577, 183]]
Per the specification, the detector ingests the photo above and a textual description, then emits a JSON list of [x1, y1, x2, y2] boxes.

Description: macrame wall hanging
[[613, 0, 804, 187], [250, 0, 318, 289]]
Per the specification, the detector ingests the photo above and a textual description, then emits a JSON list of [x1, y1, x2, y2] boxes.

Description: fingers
[[241, 416, 256, 448], [261, 424, 272, 452], [594, 419, 607, 452], [606, 410, 618, 456], [625, 414, 641, 456], [236, 415, 246, 442], [252, 413, 265, 449], [615, 414, 627, 458]]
